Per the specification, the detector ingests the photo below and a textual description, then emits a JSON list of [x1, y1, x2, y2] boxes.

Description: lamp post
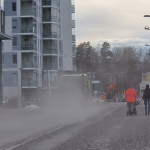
[[19, 68, 22, 108], [47, 70, 51, 99]]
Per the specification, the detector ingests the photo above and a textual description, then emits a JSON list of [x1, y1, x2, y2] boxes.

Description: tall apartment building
[[3, 0, 76, 99], [0, 0, 12, 105]]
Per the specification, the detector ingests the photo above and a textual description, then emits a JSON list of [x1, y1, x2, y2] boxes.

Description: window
[[13, 54, 17, 64], [12, 20, 17, 29], [13, 37, 17, 46], [13, 73, 18, 83], [12, 3, 16, 11]]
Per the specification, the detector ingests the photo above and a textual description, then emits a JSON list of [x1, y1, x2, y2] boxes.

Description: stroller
[[126, 102, 137, 116]]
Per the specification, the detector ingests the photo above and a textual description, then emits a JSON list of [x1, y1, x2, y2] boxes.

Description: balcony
[[43, 81, 58, 88], [43, 47, 57, 54], [21, 9, 36, 17], [72, 50, 76, 56], [42, 15, 57, 22], [42, 0, 58, 7], [72, 35, 76, 43], [43, 64, 58, 70], [21, 26, 37, 34], [72, 5, 75, 13], [22, 61, 37, 69], [22, 79, 37, 87], [72, 20, 75, 28], [21, 43, 37, 51], [43, 31, 57, 38]]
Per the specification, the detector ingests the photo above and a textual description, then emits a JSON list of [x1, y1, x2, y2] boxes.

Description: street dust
[[0, 76, 102, 148]]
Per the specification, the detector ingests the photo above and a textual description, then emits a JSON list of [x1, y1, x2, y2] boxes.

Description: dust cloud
[[0, 75, 104, 148]]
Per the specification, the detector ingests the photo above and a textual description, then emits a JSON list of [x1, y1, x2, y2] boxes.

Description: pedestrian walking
[[143, 84, 150, 115], [125, 86, 136, 115]]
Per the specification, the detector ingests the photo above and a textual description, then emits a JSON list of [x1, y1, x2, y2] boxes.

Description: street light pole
[[19, 68, 22, 108]]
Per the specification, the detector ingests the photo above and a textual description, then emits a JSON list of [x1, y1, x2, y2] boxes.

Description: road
[[2, 102, 149, 150]]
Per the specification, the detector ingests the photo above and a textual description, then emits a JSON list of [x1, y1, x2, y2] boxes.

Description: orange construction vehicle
[[106, 82, 117, 101]]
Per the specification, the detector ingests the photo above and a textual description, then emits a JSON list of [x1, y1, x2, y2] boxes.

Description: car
[[122, 97, 126, 102]]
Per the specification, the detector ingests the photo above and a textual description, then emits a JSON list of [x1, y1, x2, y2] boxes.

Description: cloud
[[75, 0, 150, 47], [91, 38, 150, 50]]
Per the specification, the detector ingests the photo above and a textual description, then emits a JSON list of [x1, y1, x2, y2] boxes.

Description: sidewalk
[[0, 101, 125, 149]]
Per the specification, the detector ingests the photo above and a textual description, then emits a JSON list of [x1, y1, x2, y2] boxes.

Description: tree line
[[76, 41, 150, 94]]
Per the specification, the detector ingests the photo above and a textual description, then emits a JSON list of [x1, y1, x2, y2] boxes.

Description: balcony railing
[[73, 65, 76, 71], [21, 26, 37, 34], [21, 9, 36, 17], [72, 35, 76, 43], [72, 20, 75, 28], [43, 47, 57, 54], [42, 15, 57, 22], [43, 81, 58, 88], [22, 61, 37, 68], [43, 31, 57, 38], [22, 79, 37, 87], [72, 5, 75, 13], [43, 64, 58, 70], [72, 50, 76, 56], [42, 0, 58, 7], [21, 43, 37, 51]]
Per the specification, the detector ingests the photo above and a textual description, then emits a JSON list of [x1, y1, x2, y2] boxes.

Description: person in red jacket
[[125, 86, 136, 115]]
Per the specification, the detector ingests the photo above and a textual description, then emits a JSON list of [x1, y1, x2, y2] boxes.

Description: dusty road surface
[[1, 102, 145, 150]]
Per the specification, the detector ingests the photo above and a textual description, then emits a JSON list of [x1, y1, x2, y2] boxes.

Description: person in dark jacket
[[143, 84, 150, 115]]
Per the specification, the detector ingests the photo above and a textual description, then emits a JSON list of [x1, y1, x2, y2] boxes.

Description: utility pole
[[19, 68, 22, 108]]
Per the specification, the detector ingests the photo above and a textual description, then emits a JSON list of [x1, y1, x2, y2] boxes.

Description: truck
[[57, 73, 100, 104]]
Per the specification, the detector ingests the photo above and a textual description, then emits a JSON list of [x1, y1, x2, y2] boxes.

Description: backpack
[[144, 88, 150, 99]]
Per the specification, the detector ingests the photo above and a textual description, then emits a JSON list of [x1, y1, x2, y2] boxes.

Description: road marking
[[5, 122, 77, 150]]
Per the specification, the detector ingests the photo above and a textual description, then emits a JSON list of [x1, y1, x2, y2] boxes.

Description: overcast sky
[[75, 0, 150, 48]]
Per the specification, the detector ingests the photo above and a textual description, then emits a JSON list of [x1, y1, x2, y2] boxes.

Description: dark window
[[13, 54, 17, 64], [12, 20, 17, 29], [13, 37, 17, 46], [12, 3, 16, 11]]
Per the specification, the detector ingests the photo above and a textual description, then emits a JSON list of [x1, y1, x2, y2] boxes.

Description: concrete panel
[[60, 0, 72, 70], [3, 71, 18, 87], [3, 40, 12, 52], [3, 87, 18, 98], [3, 52, 18, 68], [5, 16, 12, 35], [4, 0, 17, 16]]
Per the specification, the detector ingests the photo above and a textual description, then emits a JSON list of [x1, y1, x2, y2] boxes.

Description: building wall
[[146, 73, 150, 81], [60, 0, 72, 70]]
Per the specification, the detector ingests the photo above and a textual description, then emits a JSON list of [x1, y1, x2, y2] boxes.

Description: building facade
[[0, 0, 12, 105], [140, 72, 150, 96], [3, 0, 76, 99]]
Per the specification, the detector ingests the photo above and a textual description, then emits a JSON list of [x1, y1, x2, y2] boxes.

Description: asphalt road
[[6, 103, 150, 150]]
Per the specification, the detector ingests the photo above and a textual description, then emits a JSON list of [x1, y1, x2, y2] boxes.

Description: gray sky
[[75, 0, 150, 48]]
